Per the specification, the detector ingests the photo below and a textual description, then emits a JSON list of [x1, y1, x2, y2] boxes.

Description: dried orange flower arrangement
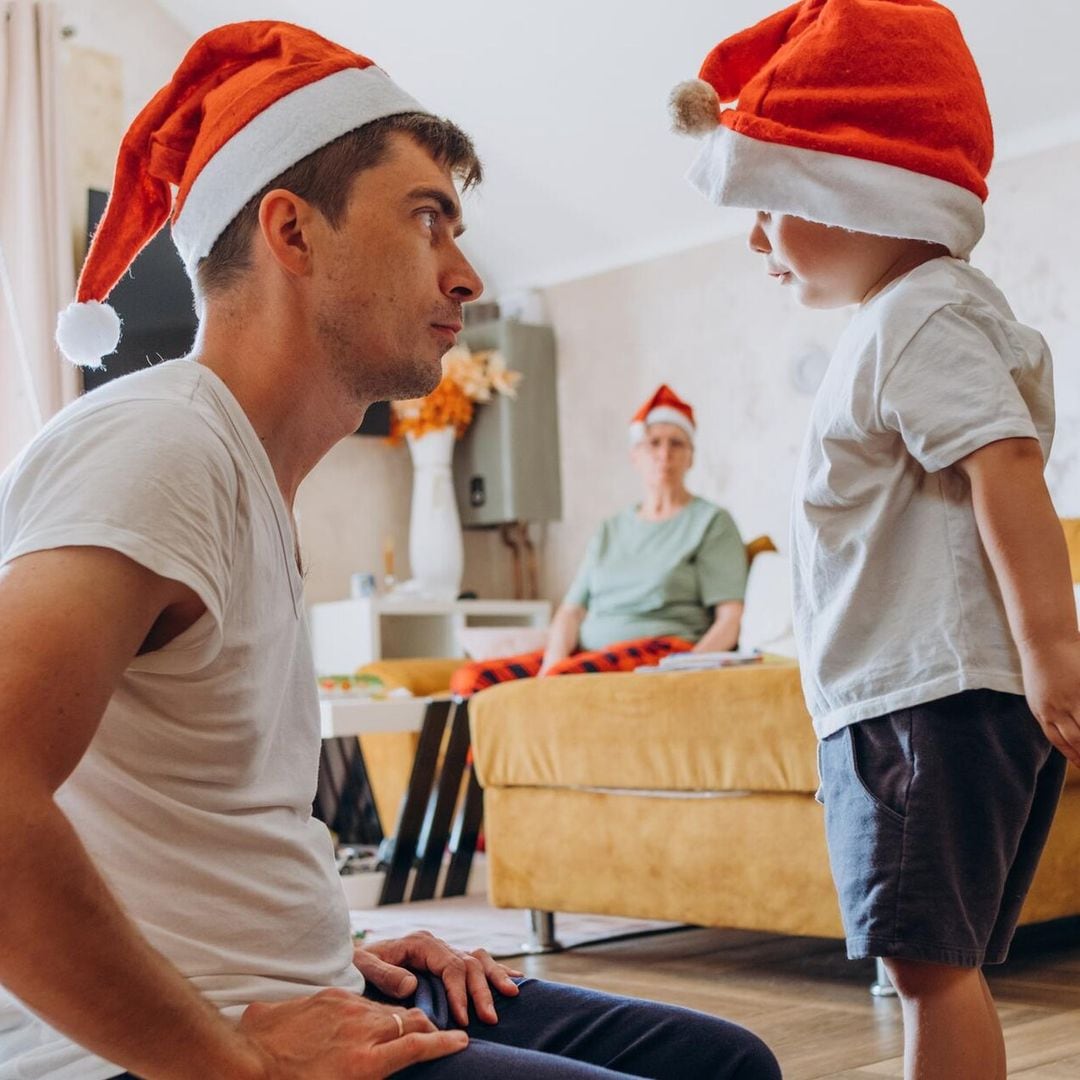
[[389, 344, 522, 441]]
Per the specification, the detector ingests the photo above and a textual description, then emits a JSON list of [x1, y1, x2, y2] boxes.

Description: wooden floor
[[520, 918, 1080, 1078]]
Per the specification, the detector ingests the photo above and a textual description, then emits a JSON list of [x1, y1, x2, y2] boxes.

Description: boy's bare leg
[[884, 959, 1006, 1080], [979, 970, 1007, 1079]]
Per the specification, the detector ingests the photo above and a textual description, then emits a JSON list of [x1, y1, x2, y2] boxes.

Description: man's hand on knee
[[356, 932, 525, 1027], [239, 988, 467, 1078]]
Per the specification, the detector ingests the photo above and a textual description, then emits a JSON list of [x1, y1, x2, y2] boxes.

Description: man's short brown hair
[[195, 112, 481, 298]]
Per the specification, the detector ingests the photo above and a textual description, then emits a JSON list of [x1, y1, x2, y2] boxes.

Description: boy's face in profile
[[748, 212, 936, 309]]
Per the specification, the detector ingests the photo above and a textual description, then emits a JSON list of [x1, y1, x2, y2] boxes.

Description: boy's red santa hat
[[629, 385, 696, 445], [670, 0, 993, 259], [57, 21, 428, 368]]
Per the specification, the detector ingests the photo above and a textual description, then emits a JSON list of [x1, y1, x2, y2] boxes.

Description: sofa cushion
[[470, 661, 819, 795]]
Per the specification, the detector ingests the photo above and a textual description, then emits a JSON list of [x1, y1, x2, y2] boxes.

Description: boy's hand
[[1019, 635, 1080, 767]]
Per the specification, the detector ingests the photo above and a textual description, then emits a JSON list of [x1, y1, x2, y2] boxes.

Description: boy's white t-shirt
[[791, 258, 1055, 740], [0, 360, 363, 1080]]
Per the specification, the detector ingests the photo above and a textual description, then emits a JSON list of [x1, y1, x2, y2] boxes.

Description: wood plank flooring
[[520, 918, 1080, 1078]]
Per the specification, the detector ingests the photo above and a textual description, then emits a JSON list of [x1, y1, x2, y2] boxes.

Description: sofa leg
[[870, 957, 898, 997], [521, 910, 563, 954]]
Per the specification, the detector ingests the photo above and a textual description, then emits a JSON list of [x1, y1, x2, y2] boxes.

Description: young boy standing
[[672, 2, 1080, 1077]]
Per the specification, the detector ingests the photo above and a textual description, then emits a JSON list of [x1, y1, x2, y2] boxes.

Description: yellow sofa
[[469, 521, 1080, 945], [470, 663, 1079, 940]]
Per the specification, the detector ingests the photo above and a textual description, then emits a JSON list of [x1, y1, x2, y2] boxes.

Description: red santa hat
[[669, 0, 993, 259], [56, 21, 428, 368], [629, 385, 696, 445]]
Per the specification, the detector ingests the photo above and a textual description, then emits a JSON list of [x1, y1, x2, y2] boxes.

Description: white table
[[319, 695, 434, 738], [309, 597, 550, 674]]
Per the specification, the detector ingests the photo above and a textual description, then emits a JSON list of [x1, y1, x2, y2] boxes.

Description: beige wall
[[537, 141, 1080, 600], [294, 435, 517, 605], [58, 0, 189, 125], [58, 0, 189, 253]]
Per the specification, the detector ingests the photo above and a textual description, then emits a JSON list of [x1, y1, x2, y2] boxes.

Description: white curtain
[[0, 0, 77, 472]]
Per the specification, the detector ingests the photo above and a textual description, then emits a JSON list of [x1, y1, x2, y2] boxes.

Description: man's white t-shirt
[[0, 360, 363, 1079], [791, 258, 1055, 740]]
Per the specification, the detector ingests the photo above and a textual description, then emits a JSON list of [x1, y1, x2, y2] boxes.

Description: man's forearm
[[0, 796, 264, 1080]]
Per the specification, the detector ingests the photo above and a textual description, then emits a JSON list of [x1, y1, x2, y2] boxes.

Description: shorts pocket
[[846, 718, 912, 825], [814, 740, 825, 804]]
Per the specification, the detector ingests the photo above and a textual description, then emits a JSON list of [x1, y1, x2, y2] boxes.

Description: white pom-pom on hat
[[55, 300, 122, 369], [669, 79, 721, 135]]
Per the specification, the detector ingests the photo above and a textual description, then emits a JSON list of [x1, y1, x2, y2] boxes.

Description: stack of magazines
[[637, 649, 764, 674]]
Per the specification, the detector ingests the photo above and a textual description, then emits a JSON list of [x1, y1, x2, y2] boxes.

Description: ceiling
[[156, 0, 1080, 300]]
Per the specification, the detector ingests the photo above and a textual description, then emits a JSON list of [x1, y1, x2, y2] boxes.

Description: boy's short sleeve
[[696, 509, 749, 606], [0, 399, 239, 671], [879, 305, 1040, 473], [562, 528, 602, 608]]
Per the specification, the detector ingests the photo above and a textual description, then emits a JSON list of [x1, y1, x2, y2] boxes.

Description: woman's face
[[631, 422, 693, 491]]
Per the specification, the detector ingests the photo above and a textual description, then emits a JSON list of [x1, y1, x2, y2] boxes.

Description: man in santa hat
[[0, 20, 779, 1080]]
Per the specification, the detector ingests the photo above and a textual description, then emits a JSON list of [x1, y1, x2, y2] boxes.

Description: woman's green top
[[563, 496, 748, 651]]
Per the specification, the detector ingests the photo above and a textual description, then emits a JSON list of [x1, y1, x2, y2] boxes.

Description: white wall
[[294, 435, 517, 605], [57, 2, 190, 268], [58, 0, 190, 125], [980, 144, 1080, 507], [538, 142, 1080, 599]]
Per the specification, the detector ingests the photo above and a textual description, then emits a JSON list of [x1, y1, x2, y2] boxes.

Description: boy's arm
[[956, 437, 1080, 766], [0, 547, 462, 1079]]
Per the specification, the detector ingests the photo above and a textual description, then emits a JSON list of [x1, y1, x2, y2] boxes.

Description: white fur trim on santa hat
[[687, 125, 985, 259], [629, 405, 696, 446], [172, 66, 427, 276], [55, 300, 122, 368]]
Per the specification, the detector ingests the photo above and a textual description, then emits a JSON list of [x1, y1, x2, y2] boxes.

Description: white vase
[[406, 427, 464, 602]]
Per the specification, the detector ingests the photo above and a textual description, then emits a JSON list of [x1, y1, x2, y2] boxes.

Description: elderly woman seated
[[451, 385, 748, 696]]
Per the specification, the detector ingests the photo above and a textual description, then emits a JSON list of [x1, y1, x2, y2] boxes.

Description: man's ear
[[257, 188, 317, 278]]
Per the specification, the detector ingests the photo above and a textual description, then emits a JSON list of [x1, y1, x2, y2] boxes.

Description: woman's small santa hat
[[669, 0, 993, 259], [56, 21, 428, 368], [629, 385, 696, 445]]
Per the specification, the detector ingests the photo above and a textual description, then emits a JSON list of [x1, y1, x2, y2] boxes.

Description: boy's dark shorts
[[817, 689, 1067, 967]]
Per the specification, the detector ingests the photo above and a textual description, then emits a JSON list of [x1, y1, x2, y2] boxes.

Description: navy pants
[[115, 973, 780, 1079]]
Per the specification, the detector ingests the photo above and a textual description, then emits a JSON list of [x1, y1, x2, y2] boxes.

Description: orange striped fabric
[[450, 635, 693, 698]]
